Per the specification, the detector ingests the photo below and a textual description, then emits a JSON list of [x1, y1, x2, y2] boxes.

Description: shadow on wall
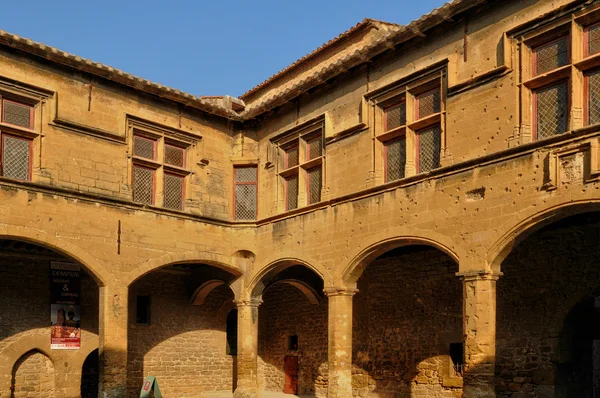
[[11, 349, 55, 398], [127, 267, 236, 398]]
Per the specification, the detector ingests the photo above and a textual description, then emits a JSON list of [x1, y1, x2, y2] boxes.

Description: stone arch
[[247, 256, 326, 299], [0, 331, 55, 379], [0, 226, 108, 286], [487, 200, 600, 272], [190, 279, 236, 305], [125, 250, 243, 287], [270, 279, 321, 305], [11, 349, 55, 398], [342, 232, 462, 287]]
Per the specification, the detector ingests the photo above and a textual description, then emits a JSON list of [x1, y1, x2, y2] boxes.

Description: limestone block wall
[[352, 246, 462, 398], [11, 350, 55, 398], [128, 272, 235, 398], [258, 283, 328, 396]]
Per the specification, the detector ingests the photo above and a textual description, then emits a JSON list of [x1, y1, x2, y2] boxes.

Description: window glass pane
[[286, 175, 298, 210], [589, 70, 600, 125], [3, 100, 32, 128], [133, 166, 154, 205], [308, 166, 322, 204], [589, 24, 600, 56], [386, 102, 406, 130], [286, 146, 299, 168], [386, 137, 406, 182], [307, 137, 322, 160], [164, 173, 184, 210], [418, 126, 441, 173], [235, 167, 257, 183], [417, 89, 441, 119], [235, 184, 257, 220], [534, 37, 569, 75], [2, 135, 30, 180], [164, 144, 185, 167], [133, 136, 156, 160], [535, 81, 568, 139]]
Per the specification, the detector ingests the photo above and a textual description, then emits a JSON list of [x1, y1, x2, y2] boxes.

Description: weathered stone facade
[[2, 0, 600, 397]]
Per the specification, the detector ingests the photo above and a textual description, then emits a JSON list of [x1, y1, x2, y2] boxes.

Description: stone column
[[458, 270, 501, 398], [0, 373, 10, 398], [324, 287, 357, 398], [98, 284, 128, 398], [233, 297, 262, 398]]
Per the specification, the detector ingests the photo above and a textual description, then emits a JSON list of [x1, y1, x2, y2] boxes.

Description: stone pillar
[[0, 373, 10, 398], [324, 287, 357, 398], [98, 284, 128, 398], [233, 297, 262, 398], [458, 270, 501, 398]]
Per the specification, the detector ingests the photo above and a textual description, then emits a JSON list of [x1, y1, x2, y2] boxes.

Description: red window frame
[[133, 135, 158, 161], [0, 133, 33, 181], [163, 172, 185, 211], [132, 164, 156, 205], [415, 126, 442, 174], [415, 88, 441, 120], [532, 79, 570, 141], [284, 174, 298, 211], [384, 100, 406, 132], [306, 136, 322, 161], [383, 134, 406, 183], [532, 35, 570, 77], [164, 143, 186, 167], [584, 22, 600, 58], [284, 145, 299, 169], [305, 165, 322, 205], [1, 99, 34, 130], [233, 165, 258, 220], [584, 69, 600, 126]]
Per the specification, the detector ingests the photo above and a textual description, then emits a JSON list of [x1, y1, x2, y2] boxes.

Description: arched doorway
[[496, 212, 600, 397], [350, 244, 463, 397], [81, 349, 99, 398]]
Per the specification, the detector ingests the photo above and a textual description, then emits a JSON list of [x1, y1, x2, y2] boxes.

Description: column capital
[[233, 297, 263, 308], [323, 286, 359, 297], [456, 269, 503, 282]]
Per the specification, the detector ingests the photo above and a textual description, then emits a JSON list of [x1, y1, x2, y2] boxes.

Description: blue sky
[[2, 0, 448, 97]]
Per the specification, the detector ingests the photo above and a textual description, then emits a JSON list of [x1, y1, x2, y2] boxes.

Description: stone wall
[[11, 350, 55, 398], [497, 212, 600, 397], [127, 271, 235, 397], [258, 283, 328, 396], [352, 246, 463, 398]]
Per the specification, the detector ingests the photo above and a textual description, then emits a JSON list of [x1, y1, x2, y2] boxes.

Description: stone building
[[1, 0, 600, 397]]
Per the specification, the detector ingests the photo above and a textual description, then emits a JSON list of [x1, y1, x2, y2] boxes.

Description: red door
[[283, 355, 298, 394]]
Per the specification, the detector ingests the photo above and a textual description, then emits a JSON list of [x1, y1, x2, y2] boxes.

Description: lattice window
[[534, 37, 569, 76], [2, 134, 30, 180], [535, 81, 568, 139], [133, 165, 154, 205], [385, 137, 406, 182], [307, 166, 322, 204], [417, 126, 441, 173], [285, 146, 299, 168], [416, 89, 441, 119], [307, 137, 322, 160], [588, 70, 600, 125], [133, 135, 156, 160], [234, 166, 257, 220], [588, 24, 600, 56], [2, 100, 33, 129], [164, 173, 184, 210], [286, 175, 298, 211], [385, 102, 406, 131], [164, 144, 185, 167]]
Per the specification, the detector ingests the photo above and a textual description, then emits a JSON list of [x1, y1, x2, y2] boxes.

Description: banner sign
[[50, 261, 81, 349]]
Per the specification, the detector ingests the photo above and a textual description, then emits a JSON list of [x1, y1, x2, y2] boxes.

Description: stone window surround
[[515, 4, 600, 145], [370, 65, 448, 184], [127, 117, 195, 211], [271, 117, 326, 213]]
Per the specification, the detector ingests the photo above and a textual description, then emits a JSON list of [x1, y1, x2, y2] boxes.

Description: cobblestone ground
[[201, 392, 314, 398]]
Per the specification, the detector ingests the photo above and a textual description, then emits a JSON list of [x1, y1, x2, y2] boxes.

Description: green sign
[[139, 376, 162, 398]]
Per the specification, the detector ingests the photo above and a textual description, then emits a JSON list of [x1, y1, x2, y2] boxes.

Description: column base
[[463, 374, 496, 398], [233, 387, 259, 398]]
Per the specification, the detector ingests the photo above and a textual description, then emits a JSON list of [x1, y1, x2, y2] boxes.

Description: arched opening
[[351, 244, 463, 397], [254, 263, 327, 397], [496, 211, 600, 396], [11, 350, 55, 397], [0, 238, 99, 397], [127, 262, 240, 397], [81, 349, 99, 398]]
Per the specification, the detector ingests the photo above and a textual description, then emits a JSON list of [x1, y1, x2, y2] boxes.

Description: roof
[[0, 0, 486, 121]]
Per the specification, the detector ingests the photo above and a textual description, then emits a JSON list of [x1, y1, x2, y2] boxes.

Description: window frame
[[584, 21, 600, 58], [531, 35, 571, 77], [1, 132, 33, 181], [383, 133, 406, 183], [233, 165, 258, 220], [2, 98, 35, 130], [132, 163, 156, 206], [384, 98, 406, 133], [163, 171, 186, 211], [531, 78, 571, 141]]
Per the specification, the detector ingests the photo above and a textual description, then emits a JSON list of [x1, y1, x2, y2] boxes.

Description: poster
[[50, 261, 81, 349]]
